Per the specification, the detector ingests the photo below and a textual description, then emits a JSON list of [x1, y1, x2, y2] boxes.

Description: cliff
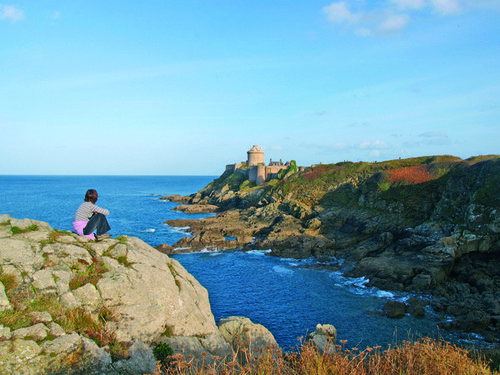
[[163, 155, 500, 342], [0, 215, 281, 374]]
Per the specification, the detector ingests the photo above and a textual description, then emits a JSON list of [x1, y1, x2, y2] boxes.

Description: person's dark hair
[[84, 189, 98, 203]]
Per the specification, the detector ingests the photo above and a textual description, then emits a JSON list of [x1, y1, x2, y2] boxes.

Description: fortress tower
[[247, 145, 265, 166], [226, 145, 291, 186]]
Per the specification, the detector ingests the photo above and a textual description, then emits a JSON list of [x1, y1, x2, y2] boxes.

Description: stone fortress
[[225, 145, 292, 185]]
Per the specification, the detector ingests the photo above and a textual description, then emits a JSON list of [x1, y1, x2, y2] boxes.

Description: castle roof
[[249, 145, 263, 152]]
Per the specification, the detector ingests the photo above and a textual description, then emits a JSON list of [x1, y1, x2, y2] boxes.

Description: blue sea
[[0, 175, 460, 350]]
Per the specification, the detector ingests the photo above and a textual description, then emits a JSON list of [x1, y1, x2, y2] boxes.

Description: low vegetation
[[10, 223, 38, 234], [153, 338, 498, 375], [69, 258, 108, 290], [0, 262, 128, 360]]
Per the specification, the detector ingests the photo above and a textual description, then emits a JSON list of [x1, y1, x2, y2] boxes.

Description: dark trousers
[[83, 213, 111, 236]]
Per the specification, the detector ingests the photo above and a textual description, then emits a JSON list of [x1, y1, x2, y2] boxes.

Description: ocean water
[[0, 175, 447, 350]]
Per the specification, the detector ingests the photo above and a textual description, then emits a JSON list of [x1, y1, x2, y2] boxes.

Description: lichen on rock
[[0, 215, 236, 374]]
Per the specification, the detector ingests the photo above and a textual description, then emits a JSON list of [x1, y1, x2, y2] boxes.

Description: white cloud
[[322, 1, 411, 37], [0, 4, 24, 22], [375, 14, 410, 35], [358, 140, 391, 149], [322, 1, 361, 25], [431, 0, 462, 14], [322, 0, 499, 37]]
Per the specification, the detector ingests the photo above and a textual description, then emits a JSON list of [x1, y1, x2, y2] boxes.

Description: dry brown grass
[[388, 165, 432, 185], [152, 338, 498, 375]]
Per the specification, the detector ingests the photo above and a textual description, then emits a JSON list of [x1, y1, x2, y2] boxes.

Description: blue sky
[[1, 0, 499, 175]]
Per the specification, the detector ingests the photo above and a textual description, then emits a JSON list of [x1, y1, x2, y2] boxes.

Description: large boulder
[[0, 215, 232, 374], [306, 324, 337, 354], [218, 316, 279, 363]]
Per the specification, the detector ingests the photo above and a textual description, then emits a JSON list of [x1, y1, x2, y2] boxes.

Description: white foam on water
[[273, 265, 294, 275], [376, 290, 395, 298], [330, 273, 400, 299], [209, 251, 223, 256], [245, 249, 272, 256], [143, 228, 156, 233], [199, 246, 219, 254], [173, 247, 191, 251]]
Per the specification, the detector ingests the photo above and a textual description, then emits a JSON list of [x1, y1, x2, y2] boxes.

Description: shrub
[[153, 342, 174, 366], [388, 165, 431, 185], [152, 337, 497, 375]]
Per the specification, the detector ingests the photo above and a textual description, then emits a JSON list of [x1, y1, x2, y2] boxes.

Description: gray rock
[[73, 283, 102, 312], [41, 332, 81, 354], [306, 324, 337, 354], [43, 243, 93, 268], [49, 322, 66, 337], [10, 218, 51, 231], [12, 323, 49, 341], [0, 340, 42, 373], [383, 300, 407, 318], [32, 269, 57, 291], [111, 341, 156, 375], [0, 238, 45, 272], [60, 291, 82, 309], [30, 311, 52, 324], [166, 332, 232, 365], [97, 237, 220, 343], [0, 281, 11, 311], [109, 243, 127, 258], [0, 214, 11, 223], [0, 324, 11, 340], [0, 216, 264, 374], [218, 316, 279, 362]]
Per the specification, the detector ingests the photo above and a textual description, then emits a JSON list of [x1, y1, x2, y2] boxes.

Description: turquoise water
[[0, 175, 446, 350]]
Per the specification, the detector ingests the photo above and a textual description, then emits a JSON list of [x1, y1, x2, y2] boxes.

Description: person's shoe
[[96, 233, 112, 241]]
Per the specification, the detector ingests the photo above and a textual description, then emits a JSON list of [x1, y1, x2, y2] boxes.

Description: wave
[[169, 226, 191, 233], [245, 249, 272, 256], [273, 265, 294, 276], [142, 228, 156, 233]]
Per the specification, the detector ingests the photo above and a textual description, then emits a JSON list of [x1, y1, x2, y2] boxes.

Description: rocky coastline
[[160, 155, 500, 345], [1, 215, 325, 374]]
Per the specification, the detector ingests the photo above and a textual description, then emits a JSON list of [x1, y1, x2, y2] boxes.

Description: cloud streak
[[0, 4, 24, 22], [322, 0, 497, 36]]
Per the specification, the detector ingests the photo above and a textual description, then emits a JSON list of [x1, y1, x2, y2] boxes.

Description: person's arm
[[92, 204, 109, 216]]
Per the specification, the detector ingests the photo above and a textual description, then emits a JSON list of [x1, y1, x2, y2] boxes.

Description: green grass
[[69, 258, 108, 290], [10, 224, 38, 234]]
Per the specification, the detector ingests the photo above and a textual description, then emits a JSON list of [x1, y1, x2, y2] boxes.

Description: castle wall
[[265, 165, 288, 180], [228, 145, 292, 186], [256, 165, 266, 185]]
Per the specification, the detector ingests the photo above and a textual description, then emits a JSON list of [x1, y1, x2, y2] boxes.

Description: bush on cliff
[[156, 337, 497, 374]]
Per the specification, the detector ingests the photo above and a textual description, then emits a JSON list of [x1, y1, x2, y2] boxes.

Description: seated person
[[72, 189, 111, 241]]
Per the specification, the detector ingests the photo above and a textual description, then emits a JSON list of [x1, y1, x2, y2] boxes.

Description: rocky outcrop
[[0, 215, 236, 374], [218, 316, 278, 364], [161, 156, 500, 342], [306, 324, 337, 354], [172, 204, 219, 213]]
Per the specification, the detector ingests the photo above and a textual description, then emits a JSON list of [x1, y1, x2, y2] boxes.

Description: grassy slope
[[203, 155, 500, 228]]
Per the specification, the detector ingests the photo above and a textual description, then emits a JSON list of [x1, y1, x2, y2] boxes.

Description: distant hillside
[[164, 154, 500, 340], [194, 155, 500, 226]]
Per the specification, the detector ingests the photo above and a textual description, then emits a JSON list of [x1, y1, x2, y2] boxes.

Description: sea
[[0, 175, 473, 351]]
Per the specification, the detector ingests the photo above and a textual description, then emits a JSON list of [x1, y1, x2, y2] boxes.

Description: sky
[[1, 0, 499, 175]]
